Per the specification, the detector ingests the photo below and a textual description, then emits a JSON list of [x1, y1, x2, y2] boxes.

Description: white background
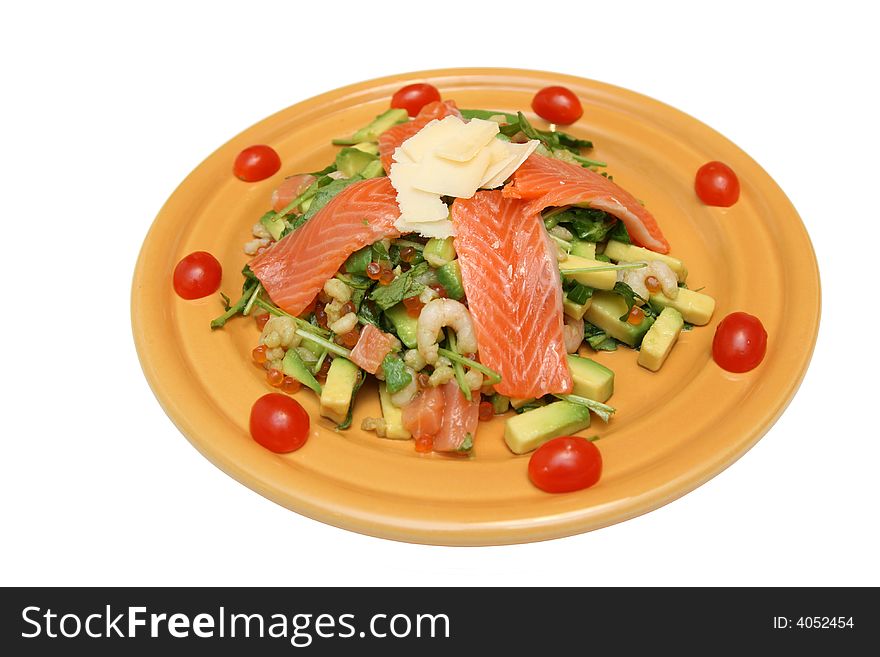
[[2, 1, 878, 587]]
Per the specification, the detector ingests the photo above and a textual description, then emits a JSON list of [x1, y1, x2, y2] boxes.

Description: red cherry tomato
[[695, 161, 740, 207], [712, 312, 768, 373], [531, 86, 583, 125], [391, 83, 441, 117], [528, 436, 602, 493], [172, 251, 222, 300], [249, 393, 310, 453], [233, 145, 281, 182]]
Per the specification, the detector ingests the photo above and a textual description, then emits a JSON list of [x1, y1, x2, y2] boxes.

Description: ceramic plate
[[132, 68, 820, 545]]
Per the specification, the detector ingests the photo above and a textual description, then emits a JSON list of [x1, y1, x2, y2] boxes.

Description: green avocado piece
[[583, 290, 654, 347], [638, 307, 684, 372], [566, 354, 614, 402], [649, 288, 715, 326], [352, 108, 409, 142], [385, 302, 419, 348], [604, 240, 688, 282], [282, 349, 322, 395], [260, 212, 286, 241], [504, 401, 591, 454], [359, 159, 385, 179], [378, 384, 411, 440], [335, 147, 378, 178], [320, 358, 360, 425], [435, 260, 465, 300], [570, 240, 597, 259]]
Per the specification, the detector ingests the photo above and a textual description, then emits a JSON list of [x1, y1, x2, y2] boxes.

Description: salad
[[176, 82, 743, 494]]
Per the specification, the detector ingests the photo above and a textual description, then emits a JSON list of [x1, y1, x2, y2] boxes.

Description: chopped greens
[[381, 354, 412, 394], [607, 220, 632, 244], [369, 262, 428, 310], [498, 112, 595, 156], [456, 433, 474, 453], [552, 207, 616, 242], [611, 281, 648, 321], [298, 176, 363, 226], [565, 281, 594, 306], [447, 332, 472, 401], [584, 322, 619, 352]]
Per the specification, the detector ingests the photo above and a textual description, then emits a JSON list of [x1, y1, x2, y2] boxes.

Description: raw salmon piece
[[401, 386, 445, 439], [503, 153, 671, 253], [271, 174, 316, 213], [378, 100, 462, 172], [451, 191, 573, 398], [250, 177, 400, 316], [433, 381, 480, 453], [349, 324, 398, 375]]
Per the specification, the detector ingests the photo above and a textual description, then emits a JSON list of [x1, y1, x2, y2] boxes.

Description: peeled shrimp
[[563, 316, 584, 354], [620, 261, 679, 300], [417, 299, 479, 364]]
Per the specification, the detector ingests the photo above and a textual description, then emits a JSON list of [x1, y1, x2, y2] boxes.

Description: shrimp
[[620, 261, 679, 300], [417, 299, 478, 364], [563, 316, 584, 354]]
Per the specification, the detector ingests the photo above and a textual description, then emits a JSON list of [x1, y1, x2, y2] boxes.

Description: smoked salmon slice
[[378, 100, 462, 172], [433, 381, 480, 452], [503, 153, 671, 254], [250, 177, 400, 316], [349, 324, 398, 374], [451, 190, 573, 399]]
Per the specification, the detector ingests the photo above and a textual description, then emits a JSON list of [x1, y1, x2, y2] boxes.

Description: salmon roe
[[315, 304, 329, 328], [316, 359, 332, 379], [627, 306, 645, 325], [417, 373, 431, 389], [255, 313, 270, 330], [366, 262, 382, 280], [267, 368, 284, 387], [252, 344, 268, 364], [400, 247, 416, 263], [337, 328, 361, 348], [281, 376, 301, 394], [645, 276, 661, 294], [378, 269, 395, 285], [414, 435, 434, 453], [478, 401, 494, 422], [430, 284, 448, 298], [403, 295, 425, 318], [340, 301, 356, 316]]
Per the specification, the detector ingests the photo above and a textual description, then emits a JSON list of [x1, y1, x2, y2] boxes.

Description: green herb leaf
[[607, 220, 631, 244], [583, 322, 618, 352], [611, 281, 648, 321], [357, 299, 382, 327], [459, 109, 519, 123], [381, 354, 412, 394], [295, 176, 363, 227], [561, 208, 616, 242], [497, 111, 596, 158], [554, 394, 616, 423], [457, 433, 474, 453], [368, 262, 428, 310], [447, 332, 472, 402], [210, 279, 258, 329], [565, 281, 594, 306]]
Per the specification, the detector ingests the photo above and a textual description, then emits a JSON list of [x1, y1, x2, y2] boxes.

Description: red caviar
[[430, 284, 448, 298], [267, 368, 284, 387], [366, 262, 382, 280], [255, 313, 270, 330], [400, 247, 416, 263], [478, 401, 494, 422], [281, 376, 301, 394], [645, 276, 661, 294], [414, 435, 434, 453], [252, 344, 268, 364], [337, 328, 361, 348], [627, 306, 645, 325], [403, 296, 425, 318]]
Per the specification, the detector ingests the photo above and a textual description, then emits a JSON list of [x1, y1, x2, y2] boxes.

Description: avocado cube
[[385, 303, 419, 348], [563, 294, 592, 320], [566, 354, 614, 402], [638, 307, 684, 372], [561, 254, 617, 290], [424, 237, 456, 267], [504, 401, 591, 454], [378, 384, 411, 440], [351, 108, 409, 142], [604, 240, 688, 282], [583, 291, 654, 347], [435, 260, 465, 300], [649, 288, 715, 326], [570, 240, 597, 260], [320, 358, 360, 424], [335, 147, 378, 178]]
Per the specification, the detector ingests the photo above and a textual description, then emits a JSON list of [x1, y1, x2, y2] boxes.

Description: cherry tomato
[[531, 86, 583, 125], [249, 393, 309, 453], [391, 83, 441, 117], [695, 161, 740, 207], [712, 312, 768, 373], [172, 251, 222, 300], [233, 145, 281, 182], [528, 436, 602, 493]]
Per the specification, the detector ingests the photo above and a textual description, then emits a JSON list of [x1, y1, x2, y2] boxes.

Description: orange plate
[[132, 68, 820, 546]]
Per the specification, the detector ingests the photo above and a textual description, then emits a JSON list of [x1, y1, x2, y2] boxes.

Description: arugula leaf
[[336, 369, 365, 430], [498, 111, 595, 155], [456, 433, 474, 453], [210, 279, 258, 329], [459, 109, 519, 123], [335, 272, 373, 290], [583, 322, 619, 352], [381, 354, 412, 394], [241, 264, 259, 294], [357, 299, 382, 327], [611, 281, 649, 321], [295, 176, 363, 228], [309, 163, 338, 177], [565, 281, 594, 306], [369, 262, 428, 310], [607, 220, 631, 244], [555, 207, 616, 242]]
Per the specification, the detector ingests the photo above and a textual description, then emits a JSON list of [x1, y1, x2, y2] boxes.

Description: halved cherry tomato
[[391, 83, 441, 117], [249, 393, 309, 453], [233, 145, 281, 182], [531, 86, 583, 125], [172, 251, 222, 300], [528, 436, 602, 493], [695, 161, 740, 207], [712, 312, 768, 372]]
